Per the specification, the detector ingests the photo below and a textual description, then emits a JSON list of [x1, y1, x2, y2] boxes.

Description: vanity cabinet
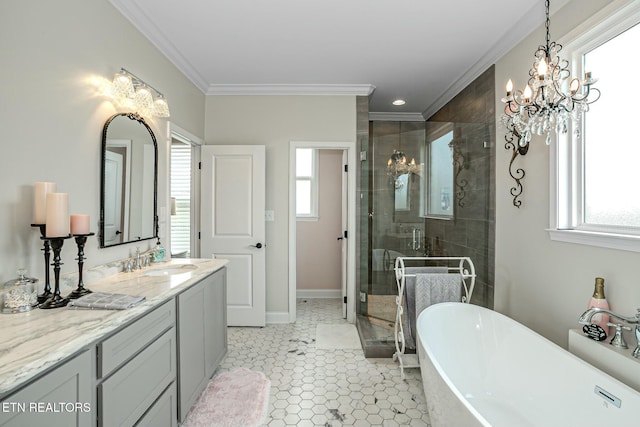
[[176, 268, 227, 423], [0, 350, 93, 427], [0, 263, 227, 427]]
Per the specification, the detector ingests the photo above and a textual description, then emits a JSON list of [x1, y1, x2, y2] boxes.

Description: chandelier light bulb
[[569, 78, 580, 95], [523, 85, 533, 102], [506, 79, 513, 96], [537, 58, 548, 79]]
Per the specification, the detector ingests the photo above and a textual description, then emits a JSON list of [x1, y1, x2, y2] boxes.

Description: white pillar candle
[[33, 182, 56, 224], [70, 214, 90, 235], [45, 193, 69, 238]]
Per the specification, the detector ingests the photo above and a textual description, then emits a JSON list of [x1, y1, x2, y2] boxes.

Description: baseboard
[[297, 289, 342, 299], [266, 311, 290, 324]]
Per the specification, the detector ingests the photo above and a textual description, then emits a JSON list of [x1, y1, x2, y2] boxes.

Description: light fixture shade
[[153, 95, 171, 117], [111, 71, 134, 99], [133, 85, 154, 112]]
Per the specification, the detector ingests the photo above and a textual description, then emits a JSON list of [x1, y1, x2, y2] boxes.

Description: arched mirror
[[100, 112, 158, 247]]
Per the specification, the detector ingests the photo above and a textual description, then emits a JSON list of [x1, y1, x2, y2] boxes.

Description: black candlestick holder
[[39, 235, 71, 309], [31, 224, 52, 304], [67, 232, 94, 299]]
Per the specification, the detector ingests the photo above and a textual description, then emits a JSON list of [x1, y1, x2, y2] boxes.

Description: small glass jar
[[1, 268, 39, 313]]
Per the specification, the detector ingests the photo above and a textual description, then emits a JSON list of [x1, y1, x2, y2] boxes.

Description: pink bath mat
[[183, 367, 270, 427]]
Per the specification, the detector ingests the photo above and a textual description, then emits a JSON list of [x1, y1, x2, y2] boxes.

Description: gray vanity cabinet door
[[0, 350, 93, 427], [177, 268, 228, 423], [204, 268, 227, 379], [177, 278, 207, 422]]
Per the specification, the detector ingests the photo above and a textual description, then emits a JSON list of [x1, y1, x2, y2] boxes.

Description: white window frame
[[296, 148, 319, 221], [548, 0, 640, 252]]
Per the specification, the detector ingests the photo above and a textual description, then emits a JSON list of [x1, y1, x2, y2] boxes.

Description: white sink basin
[[143, 264, 198, 276]]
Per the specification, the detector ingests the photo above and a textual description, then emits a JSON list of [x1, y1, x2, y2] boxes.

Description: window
[[296, 148, 318, 219], [170, 142, 191, 256], [550, 2, 640, 251]]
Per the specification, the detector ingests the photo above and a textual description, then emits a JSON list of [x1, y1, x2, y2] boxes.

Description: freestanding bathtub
[[417, 302, 640, 427]]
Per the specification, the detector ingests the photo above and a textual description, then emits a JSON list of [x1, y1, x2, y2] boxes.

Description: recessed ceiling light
[[392, 99, 406, 106]]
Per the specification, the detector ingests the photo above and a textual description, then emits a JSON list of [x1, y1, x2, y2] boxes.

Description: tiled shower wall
[[425, 65, 496, 308]]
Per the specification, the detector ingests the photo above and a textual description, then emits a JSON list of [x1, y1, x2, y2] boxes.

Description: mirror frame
[[99, 112, 158, 248]]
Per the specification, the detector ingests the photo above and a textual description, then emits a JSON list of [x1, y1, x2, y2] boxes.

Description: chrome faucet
[[579, 307, 640, 358], [134, 247, 142, 270]]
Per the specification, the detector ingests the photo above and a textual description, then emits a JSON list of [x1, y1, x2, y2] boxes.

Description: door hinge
[[343, 296, 347, 304], [343, 230, 348, 239], [344, 164, 348, 172], [198, 161, 202, 170], [198, 232, 201, 240]]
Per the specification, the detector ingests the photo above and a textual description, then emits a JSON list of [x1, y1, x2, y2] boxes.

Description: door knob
[[337, 236, 343, 240], [250, 243, 263, 249]]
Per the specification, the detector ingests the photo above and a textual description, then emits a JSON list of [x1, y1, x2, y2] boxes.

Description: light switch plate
[[265, 210, 275, 222]]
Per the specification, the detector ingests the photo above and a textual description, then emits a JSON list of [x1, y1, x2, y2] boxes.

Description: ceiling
[[109, 0, 568, 119]]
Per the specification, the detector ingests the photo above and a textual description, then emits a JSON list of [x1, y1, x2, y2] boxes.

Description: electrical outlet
[[360, 292, 367, 303]]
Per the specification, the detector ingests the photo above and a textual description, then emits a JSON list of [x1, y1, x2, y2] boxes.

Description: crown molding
[[206, 84, 375, 96], [368, 112, 426, 122], [109, 0, 210, 92], [421, 0, 546, 120]]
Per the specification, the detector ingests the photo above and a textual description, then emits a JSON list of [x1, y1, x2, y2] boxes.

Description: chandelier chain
[[545, 0, 551, 53]]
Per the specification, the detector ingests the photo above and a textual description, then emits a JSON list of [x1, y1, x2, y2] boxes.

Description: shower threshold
[[356, 314, 409, 358]]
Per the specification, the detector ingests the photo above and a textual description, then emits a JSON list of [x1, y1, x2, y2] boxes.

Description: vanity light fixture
[[501, 0, 600, 207], [110, 68, 171, 118]]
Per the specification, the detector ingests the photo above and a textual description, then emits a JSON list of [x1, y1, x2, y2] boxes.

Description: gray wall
[[204, 95, 357, 318], [0, 0, 205, 282]]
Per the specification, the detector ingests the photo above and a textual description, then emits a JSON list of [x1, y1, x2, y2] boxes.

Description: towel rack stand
[[392, 256, 476, 379]]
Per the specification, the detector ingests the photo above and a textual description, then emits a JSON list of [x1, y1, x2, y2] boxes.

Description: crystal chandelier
[[502, 0, 600, 147], [387, 150, 420, 189]]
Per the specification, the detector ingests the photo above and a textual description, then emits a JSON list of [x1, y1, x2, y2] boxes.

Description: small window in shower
[[425, 129, 454, 219], [296, 148, 318, 219]]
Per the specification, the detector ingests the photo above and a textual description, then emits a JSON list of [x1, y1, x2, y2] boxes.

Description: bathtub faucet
[[579, 307, 640, 358]]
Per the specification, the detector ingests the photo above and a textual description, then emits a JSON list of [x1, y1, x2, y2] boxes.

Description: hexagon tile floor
[[218, 298, 432, 427]]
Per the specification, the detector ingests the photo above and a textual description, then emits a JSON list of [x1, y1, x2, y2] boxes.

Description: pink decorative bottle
[[588, 277, 610, 334]]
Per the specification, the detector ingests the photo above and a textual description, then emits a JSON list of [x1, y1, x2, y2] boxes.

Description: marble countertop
[[0, 258, 227, 397]]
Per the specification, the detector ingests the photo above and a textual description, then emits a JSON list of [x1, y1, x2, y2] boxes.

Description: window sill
[[296, 216, 319, 222], [547, 229, 640, 253]]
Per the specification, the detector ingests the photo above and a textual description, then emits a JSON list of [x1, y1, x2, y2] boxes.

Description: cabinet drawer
[[134, 382, 177, 427], [98, 299, 175, 377], [99, 328, 176, 427]]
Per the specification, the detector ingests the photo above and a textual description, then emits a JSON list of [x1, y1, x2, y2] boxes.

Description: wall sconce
[[448, 128, 469, 208], [111, 68, 170, 118]]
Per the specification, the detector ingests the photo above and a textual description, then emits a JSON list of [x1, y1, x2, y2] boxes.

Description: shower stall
[[356, 119, 494, 356]]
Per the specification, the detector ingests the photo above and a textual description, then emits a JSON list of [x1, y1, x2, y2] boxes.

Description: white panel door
[[201, 145, 266, 327], [104, 150, 124, 246], [341, 150, 348, 318]]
